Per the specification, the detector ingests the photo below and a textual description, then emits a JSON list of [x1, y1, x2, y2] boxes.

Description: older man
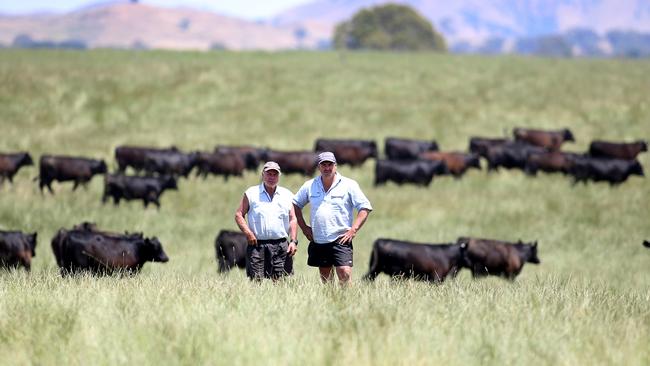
[[293, 152, 372, 284], [235, 161, 298, 280]]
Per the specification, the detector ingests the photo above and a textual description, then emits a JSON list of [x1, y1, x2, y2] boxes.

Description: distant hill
[[0, 2, 327, 50], [272, 0, 650, 56]]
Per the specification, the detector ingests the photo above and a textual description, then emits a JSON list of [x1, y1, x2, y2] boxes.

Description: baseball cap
[[317, 151, 337, 165], [262, 161, 281, 173]]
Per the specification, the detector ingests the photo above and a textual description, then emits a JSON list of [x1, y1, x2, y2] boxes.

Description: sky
[[0, 0, 312, 20]]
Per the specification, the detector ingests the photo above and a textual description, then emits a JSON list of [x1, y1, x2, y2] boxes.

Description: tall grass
[[0, 50, 649, 365]]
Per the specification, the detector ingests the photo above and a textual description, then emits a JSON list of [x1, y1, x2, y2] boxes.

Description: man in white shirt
[[235, 161, 298, 280], [293, 152, 372, 284]]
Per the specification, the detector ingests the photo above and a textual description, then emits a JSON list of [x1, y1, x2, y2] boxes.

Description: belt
[[256, 238, 286, 244]]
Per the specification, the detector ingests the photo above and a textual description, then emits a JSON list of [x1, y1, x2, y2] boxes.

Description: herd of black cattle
[[0, 127, 647, 280]]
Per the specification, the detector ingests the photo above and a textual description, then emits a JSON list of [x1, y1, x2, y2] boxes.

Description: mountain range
[[1, 0, 649, 56]]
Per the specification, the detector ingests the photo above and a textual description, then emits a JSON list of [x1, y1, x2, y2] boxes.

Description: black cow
[[263, 151, 318, 176], [485, 142, 547, 171], [115, 145, 178, 174], [51, 224, 167, 276], [215, 230, 293, 274], [143, 149, 198, 177], [513, 128, 575, 151], [363, 238, 467, 282], [385, 138, 439, 160], [102, 174, 178, 208], [568, 156, 644, 185], [214, 145, 267, 171], [375, 159, 448, 186], [314, 139, 378, 167], [195, 151, 245, 180], [0, 231, 37, 271], [456, 237, 540, 280], [644, 240, 650, 248], [589, 140, 648, 160], [38, 155, 107, 194], [0, 152, 33, 185], [468, 137, 509, 158], [418, 151, 481, 178]]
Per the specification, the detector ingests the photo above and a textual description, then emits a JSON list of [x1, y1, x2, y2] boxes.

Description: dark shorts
[[307, 240, 353, 268], [246, 239, 292, 280]]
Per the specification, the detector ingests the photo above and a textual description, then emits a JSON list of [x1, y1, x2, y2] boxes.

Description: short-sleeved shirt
[[245, 184, 293, 240], [292, 173, 372, 244]]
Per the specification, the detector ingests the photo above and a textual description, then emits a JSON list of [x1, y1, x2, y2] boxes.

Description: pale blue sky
[[0, 0, 312, 20]]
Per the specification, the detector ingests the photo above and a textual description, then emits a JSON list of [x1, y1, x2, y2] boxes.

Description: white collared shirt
[[293, 173, 372, 243], [245, 183, 294, 240]]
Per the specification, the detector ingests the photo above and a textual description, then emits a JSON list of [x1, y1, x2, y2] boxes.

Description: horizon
[[0, 0, 313, 20]]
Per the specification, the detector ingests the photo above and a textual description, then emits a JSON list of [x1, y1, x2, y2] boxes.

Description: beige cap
[[262, 161, 281, 173]]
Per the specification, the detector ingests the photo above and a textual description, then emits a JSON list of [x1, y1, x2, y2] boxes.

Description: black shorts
[[307, 241, 353, 268]]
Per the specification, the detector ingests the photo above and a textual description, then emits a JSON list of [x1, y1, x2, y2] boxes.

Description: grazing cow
[[418, 151, 481, 177], [195, 151, 245, 180], [468, 137, 509, 158], [568, 156, 644, 185], [263, 150, 318, 176], [0, 231, 37, 271], [513, 128, 575, 151], [375, 159, 448, 186], [214, 145, 267, 171], [644, 240, 649, 248], [485, 142, 547, 171], [38, 155, 107, 194], [524, 151, 580, 175], [143, 149, 198, 177], [0, 152, 33, 185], [51, 224, 168, 276], [385, 138, 439, 160], [115, 145, 178, 173], [456, 237, 540, 280], [314, 139, 378, 167], [103, 174, 178, 208], [589, 140, 648, 160], [214, 230, 293, 274], [363, 238, 467, 282]]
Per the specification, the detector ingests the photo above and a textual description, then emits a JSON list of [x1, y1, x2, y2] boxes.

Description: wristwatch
[[290, 239, 298, 246]]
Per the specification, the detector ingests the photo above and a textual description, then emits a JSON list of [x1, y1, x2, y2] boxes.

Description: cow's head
[[27, 232, 37, 257], [630, 161, 644, 176], [643, 240, 650, 248], [457, 241, 472, 269], [467, 154, 481, 169], [639, 140, 648, 152], [526, 241, 540, 264], [368, 141, 379, 158], [162, 176, 178, 190], [563, 129, 575, 142], [144, 237, 169, 263], [184, 152, 200, 176], [94, 160, 108, 174], [20, 153, 34, 166]]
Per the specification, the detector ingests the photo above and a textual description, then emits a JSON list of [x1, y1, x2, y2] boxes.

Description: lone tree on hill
[[333, 3, 446, 52]]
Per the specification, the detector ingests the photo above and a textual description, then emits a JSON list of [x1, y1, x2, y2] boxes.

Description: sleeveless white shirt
[[245, 183, 293, 240]]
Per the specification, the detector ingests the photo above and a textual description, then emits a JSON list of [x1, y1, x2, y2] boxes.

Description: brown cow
[[0, 231, 37, 271], [263, 150, 318, 176], [513, 128, 575, 151], [0, 152, 33, 185], [468, 137, 509, 158], [589, 140, 648, 160], [314, 139, 378, 167], [418, 151, 481, 177], [456, 237, 540, 280], [524, 151, 580, 175], [214, 145, 267, 171], [196, 151, 245, 180]]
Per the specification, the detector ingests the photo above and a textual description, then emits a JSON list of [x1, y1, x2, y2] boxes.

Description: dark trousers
[[246, 240, 290, 280]]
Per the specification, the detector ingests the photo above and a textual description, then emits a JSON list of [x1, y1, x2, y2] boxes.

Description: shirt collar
[[259, 183, 280, 199], [318, 173, 342, 193]]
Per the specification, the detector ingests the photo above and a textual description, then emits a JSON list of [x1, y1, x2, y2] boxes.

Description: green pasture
[[0, 50, 649, 365]]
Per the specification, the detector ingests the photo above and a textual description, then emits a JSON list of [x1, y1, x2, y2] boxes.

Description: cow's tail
[[362, 240, 380, 281]]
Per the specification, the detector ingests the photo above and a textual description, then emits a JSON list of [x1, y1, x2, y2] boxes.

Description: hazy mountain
[[0, 2, 326, 50]]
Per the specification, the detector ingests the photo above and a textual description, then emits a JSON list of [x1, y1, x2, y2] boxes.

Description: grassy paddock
[[0, 50, 649, 365]]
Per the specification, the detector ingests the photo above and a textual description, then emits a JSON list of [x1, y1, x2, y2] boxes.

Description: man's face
[[263, 169, 280, 187], [318, 161, 336, 178]]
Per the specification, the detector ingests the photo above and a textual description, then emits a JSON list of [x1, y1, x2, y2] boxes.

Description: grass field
[[0, 49, 649, 365]]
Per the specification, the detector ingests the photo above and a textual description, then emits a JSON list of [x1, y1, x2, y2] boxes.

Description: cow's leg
[[154, 198, 161, 210], [72, 180, 79, 191], [46, 182, 55, 194], [362, 248, 380, 281]]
